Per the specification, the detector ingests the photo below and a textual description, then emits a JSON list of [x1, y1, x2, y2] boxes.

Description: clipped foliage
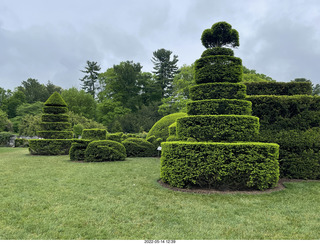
[[176, 115, 259, 142], [43, 106, 68, 114], [14, 138, 29, 147], [29, 139, 73, 155], [122, 137, 156, 157], [84, 140, 126, 162], [201, 47, 234, 57], [147, 113, 187, 142], [195, 56, 242, 84], [168, 122, 176, 136], [40, 122, 71, 131], [69, 139, 91, 161], [44, 92, 67, 107], [161, 142, 279, 190], [37, 131, 73, 139], [82, 129, 107, 140], [187, 99, 252, 116], [190, 83, 247, 101], [247, 95, 320, 131], [106, 132, 124, 142], [245, 81, 312, 96], [41, 114, 69, 122]]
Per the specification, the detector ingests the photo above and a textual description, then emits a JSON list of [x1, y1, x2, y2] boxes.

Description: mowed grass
[[0, 148, 320, 240]]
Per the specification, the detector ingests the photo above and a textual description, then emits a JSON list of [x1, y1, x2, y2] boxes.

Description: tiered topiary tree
[[29, 92, 73, 155], [160, 22, 280, 190]]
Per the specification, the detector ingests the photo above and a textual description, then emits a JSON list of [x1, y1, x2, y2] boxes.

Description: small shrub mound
[[82, 129, 107, 140], [69, 139, 91, 161], [122, 138, 156, 157], [84, 140, 126, 162]]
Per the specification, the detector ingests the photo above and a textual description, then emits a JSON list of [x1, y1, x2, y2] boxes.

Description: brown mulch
[[157, 178, 320, 195]]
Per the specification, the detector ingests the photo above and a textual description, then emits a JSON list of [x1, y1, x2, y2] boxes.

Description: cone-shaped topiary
[[160, 22, 279, 190]]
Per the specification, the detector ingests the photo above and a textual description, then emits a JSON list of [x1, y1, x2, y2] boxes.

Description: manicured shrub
[[44, 92, 67, 107], [147, 113, 187, 142], [245, 81, 312, 96], [106, 132, 123, 142], [160, 141, 279, 190], [37, 131, 73, 139], [176, 115, 259, 142], [14, 138, 29, 147], [187, 99, 252, 115], [41, 114, 69, 122], [69, 139, 91, 161], [29, 139, 73, 155], [194, 56, 242, 84], [84, 140, 126, 162], [189, 83, 247, 101], [201, 47, 234, 57], [82, 129, 107, 140], [247, 95, 320, 131], [122, 137, 156, 157], [43, 106, 68, 114], [168, 122, 176, 136], [0, 132, 14, 146], [40, 122, 72, 131]]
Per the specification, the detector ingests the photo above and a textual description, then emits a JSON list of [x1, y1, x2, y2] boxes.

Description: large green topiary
[[122, 137, 156, 157], [84, 140, 126, 162]]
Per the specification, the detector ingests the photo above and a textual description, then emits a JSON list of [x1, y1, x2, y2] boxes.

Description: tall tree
[[18, 78, 50, 103], [80, 60, 101, 99], [151, 48, 179, 98]]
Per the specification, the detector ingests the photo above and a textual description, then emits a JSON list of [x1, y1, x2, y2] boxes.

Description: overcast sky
[[0, 0, 319, 90]]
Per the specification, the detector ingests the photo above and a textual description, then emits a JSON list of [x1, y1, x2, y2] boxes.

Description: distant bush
[[0, 132, 14, 146], [122, 138, 156, 157], [14, 138, 29, 147], [82, 129, 107, 140]]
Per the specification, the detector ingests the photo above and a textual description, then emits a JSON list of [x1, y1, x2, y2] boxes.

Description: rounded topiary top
[[44, 92, 67, 107]]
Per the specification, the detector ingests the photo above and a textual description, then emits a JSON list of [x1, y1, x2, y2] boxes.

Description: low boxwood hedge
[[37, 131, 73, 139], [82, 129, 107, 140], [187, 99, 252, 116], [160, 141, 279, 190], [176, 115, 259, 142], [189, 83, 247, 101], [69, 140, 91, 161], [41, 114, 69, 122], [40, 122, 71, 131], [29, 139, 74, 155], [43, 106, 68, 114], [122, 138, 156, 157], [84, 140, 126, 162]]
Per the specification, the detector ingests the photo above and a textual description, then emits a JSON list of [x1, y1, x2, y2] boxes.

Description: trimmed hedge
[[194, 55, 242, 84], [256, 129, 320, 179], [201, 47, 234, 57], [189, 83, 247, 101], [69, 140, 91, 161], [247, 95, 320, 131], [29, 139, 73, 155], [84, 140, 126, 162], [122, 138, 156, 157], [15, 138, 29, 147], [176, 115, 259, 142], [106, 132, 123, 142], [245, 81, 312, 96], [43, 106, 68, 114], [160, 141, 279, 190], [37, 131, 73, 139], [40, 122, 72, 131], [41, 114, 69, 122], [44, 92, 67, 107], [187, 99, 252, 116], [82, 129, 107, 140], [147, 113, 187, 142]]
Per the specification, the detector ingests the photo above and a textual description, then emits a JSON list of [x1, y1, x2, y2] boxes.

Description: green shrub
[[84, 140, 126, 162], [194, 56, 242, 84], [245, 81, 312, 96], [122, 138, 156, 157], [29, 139, 73, 155], [201, 47, 234, 57], [0, 132, 14, 146], [82, 129, 107, 140], [256, 129, 320, 179], [187, 99, 252, 115], [14, 138, 29, 147], [41, 114, 69, 122], [40, 122, 72, 131], [73, 124, 84, 138], [44, 92, 67, 107], [69, 140, 91, 161], [106, 132, 124, 142], [176, 115, 259, 142], [147, 113, 187, 142], [37, 131, 73, 139], [247, 95, 320, 131], [43, 106, 68, 114], [160, 141, 279, 190], [189, 83, 247, 101], [168, 122, 176, 136]]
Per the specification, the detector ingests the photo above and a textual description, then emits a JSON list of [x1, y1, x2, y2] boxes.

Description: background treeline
[[0, 48, 318, 136]]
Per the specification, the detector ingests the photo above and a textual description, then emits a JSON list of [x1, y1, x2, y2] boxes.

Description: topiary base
[[160, 141, 279, 190], [29, 139, 74, 155]]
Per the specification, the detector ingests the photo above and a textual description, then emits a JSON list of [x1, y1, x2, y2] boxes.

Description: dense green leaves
[[80, 61, 101, 99]]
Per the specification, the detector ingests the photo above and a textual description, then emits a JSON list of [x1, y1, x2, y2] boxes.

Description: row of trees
[[1, 47, 317, 136]]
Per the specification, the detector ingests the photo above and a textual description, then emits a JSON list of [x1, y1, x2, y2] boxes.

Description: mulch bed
[[157, 178, 320, 195]]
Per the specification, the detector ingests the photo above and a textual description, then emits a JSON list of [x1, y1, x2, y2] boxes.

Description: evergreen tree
[[151, 48, 179, 98], [80, 61, 101, 99]]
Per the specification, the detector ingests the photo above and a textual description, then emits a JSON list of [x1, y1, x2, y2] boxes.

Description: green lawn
[[0, 147, 319, 240]]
